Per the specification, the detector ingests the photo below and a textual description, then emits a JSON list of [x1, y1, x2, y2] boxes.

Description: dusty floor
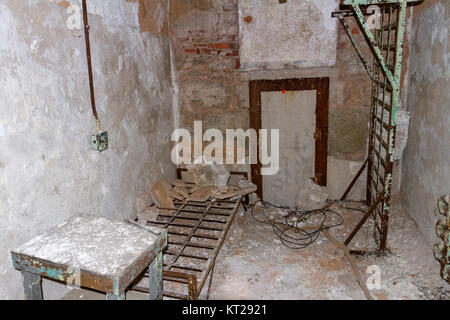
[[63, 195, 450, 300]]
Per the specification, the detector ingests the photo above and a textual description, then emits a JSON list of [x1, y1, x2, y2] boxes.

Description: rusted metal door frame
[[249, 77, 330, 200]]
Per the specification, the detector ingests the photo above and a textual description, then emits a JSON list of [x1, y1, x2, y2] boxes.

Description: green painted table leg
[[21, 271, 43, 300], [106, 292, 126, 300], [148, 252, 163, 300]]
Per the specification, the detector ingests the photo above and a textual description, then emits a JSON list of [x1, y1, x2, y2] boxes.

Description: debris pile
[[296, 178, 330, 210], [185, 163, 230, 187], [135, 165, 257, 224]]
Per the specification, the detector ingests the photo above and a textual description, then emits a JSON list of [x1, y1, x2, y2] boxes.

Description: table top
[[12, 213, 165, 278]]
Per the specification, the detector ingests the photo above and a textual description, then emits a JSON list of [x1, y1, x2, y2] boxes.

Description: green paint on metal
[[106, 292, 126, 300], [149, 252, 163, 300], [113, 279, 121, 296], [351, 5, 399, 91], [333, 0, 411, 252], [39, 266, 65, 281]]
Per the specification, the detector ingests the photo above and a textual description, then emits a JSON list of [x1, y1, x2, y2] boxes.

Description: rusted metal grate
[[333, 0, 420, 253], [366, 6, 400, 249]]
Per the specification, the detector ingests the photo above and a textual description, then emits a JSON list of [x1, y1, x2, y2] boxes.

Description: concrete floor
[[63, 195, 450, 300]]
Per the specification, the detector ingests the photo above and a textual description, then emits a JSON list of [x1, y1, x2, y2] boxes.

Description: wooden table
[[11, 214, 167, 300]]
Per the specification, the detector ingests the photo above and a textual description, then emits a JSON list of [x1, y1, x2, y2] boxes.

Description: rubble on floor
[[63, 196, 450, 300], [297, 178, 331, 210], [210, 195, 450, 300], [137, 207, 160, 225], [151, 180, 175, 210]]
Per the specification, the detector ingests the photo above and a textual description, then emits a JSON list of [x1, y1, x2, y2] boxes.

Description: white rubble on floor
[[296, 178, 330, 210], [186, 161, 230, 187]]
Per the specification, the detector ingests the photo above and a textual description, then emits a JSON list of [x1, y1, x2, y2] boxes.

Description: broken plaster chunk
[[296, 178, 330, 211], [169, 189, 185, 201], [239, 179, 257, 189], [170, 178, 187, 188], [173, 186, 189, 198], [228, 175, 241, 187], [216, 186, 231, 194], [212, 186, 238, 196], [237, 186, 257, 195], [394, 110, 410, 160], [214, 186, 257, 200], [159, 179, 173, 192], [137, 206, 160, 224], [188, 185, 219, 202], [271, 207, 290, 217], [186, 163, 230, 187], [151, 181, 175, 209], [188, 185, 198, 194], [248, 192, 261, 205]]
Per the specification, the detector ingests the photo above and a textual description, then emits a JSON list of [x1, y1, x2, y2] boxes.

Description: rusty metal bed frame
[[130, 170, 247, 300]]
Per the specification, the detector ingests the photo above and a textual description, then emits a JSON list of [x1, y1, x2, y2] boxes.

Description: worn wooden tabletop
[[11, 213, 167, 295]]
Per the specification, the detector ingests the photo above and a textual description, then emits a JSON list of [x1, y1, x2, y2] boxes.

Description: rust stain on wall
[[127, 0, 168, 35], [170, 0, 212, 21], [57, 1, 71, 8]]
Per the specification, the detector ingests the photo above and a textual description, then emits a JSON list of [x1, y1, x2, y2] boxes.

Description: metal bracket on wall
[[332, 0, 422, 253], [82, 0, 108, 152]]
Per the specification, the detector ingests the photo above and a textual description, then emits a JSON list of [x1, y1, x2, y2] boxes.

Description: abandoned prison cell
[[1, 0, 449, 301]]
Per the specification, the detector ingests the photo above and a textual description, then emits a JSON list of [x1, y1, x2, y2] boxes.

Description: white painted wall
[[238, 0, 339, 71]]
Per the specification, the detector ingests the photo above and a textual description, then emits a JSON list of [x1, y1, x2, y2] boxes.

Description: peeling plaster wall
[[0, 0, 175, 299], [401, 1, 450, 246], [170, 0, 242, 132], [238, 0, 339, 71], [170, 1, 417, 203]]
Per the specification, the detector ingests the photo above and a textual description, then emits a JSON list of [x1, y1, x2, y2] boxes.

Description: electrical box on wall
[[92, 131, 109, 152]]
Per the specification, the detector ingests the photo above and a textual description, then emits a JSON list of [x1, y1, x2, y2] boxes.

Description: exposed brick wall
[[183, 39, 239, 57], [170, 0, 246, 132]]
